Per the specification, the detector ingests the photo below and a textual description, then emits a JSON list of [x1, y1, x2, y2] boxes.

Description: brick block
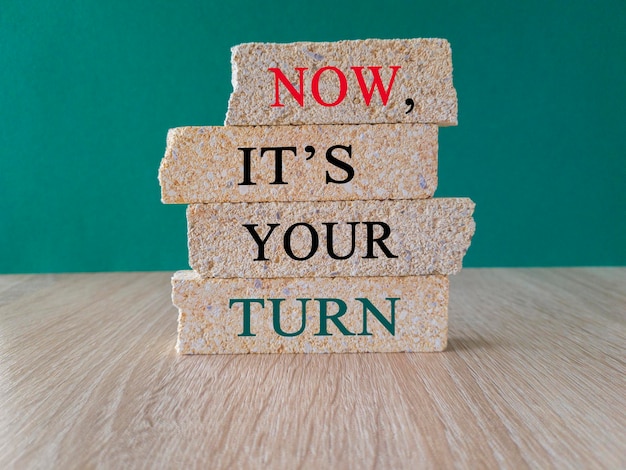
[[187, 198, 475, 278], [225, 39, 457, 126], [172, 271, 448, 354], [159, 124, 438, 203]]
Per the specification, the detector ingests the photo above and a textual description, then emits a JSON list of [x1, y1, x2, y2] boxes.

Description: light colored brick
[[172, 271, 448, 354], [159, 124, 438, 203], [188, 198, 475, 278], [225, 39, 457, 126]]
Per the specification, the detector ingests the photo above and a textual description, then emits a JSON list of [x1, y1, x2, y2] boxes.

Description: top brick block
[[225, 39, 457, 127]]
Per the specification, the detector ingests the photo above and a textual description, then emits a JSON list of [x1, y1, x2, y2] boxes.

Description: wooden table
[[1, 269, 624, 468]]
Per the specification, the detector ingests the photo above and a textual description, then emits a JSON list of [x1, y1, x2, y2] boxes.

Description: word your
[[238, 145, 353, 186], [269, 66, 401, 107], [229, 297, 399, 337], [244, 221, 398, 261]]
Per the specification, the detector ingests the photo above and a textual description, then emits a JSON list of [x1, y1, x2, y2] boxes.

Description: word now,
[[226, 39, 457, 125], [230, 297, 398, 337], [239, 145, 354, 186], [244, 221, 398, 261], [269, 66, 400, 107]]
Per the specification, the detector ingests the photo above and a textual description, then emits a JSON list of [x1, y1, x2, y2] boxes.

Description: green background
[[1, 0, 625, 273]]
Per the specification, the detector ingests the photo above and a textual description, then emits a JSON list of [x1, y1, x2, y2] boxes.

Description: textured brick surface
[[225, 39, 457, 126], [173, 271, 448, 354], [187, 198, 475, 278], [159, 124, 438, 203]]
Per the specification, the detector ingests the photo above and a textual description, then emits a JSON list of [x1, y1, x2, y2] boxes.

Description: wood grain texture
[[1, 269, 624, 469]]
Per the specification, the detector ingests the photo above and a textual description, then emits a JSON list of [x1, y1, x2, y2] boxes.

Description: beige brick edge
[[173, 271, 448, 354]]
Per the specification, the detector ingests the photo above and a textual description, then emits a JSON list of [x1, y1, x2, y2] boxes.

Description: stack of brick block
[[158, 39, 475, 354]]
